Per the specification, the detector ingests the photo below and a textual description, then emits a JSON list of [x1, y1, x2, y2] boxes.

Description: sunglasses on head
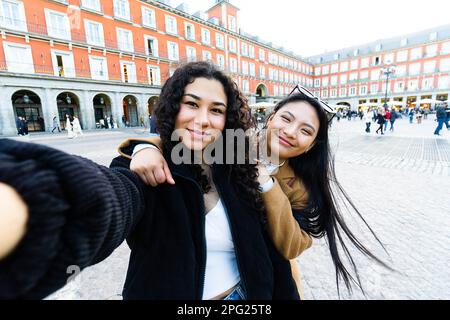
[[288, 85, 336, 123]]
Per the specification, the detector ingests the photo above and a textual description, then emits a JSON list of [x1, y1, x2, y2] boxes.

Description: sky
[[171, 0, 450, 57]]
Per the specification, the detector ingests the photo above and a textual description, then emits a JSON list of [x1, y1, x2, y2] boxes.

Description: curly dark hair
[[154, 61, 263, 215]]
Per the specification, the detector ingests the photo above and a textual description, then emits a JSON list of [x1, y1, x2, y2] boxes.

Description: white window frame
[[167, 41, 179, 61], [215, 33, 224, 49], [0, 0, 27, 32], [116, 27, 134, 52], [45, 9, 71, 40], [3, 41, 33, 73], [184, 22, 195, 41], [186, 46, 196, 62], [147, 65, 161, 86], [51, 49, 76, 78], [120, 60, 137, 83], [114, 0, 130, 21], [89, 55, 108, 80], [84, 19, 105, 47], [165, 15, 178, 35], [81, 0, 101, 12], [201, 28, 211, 45], [142, 6, 156, 29], [144, 35, 158, 57]]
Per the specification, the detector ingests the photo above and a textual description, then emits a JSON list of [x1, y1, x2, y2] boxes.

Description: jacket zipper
[[172, 172, 207, 300], [213, 174, 248, 299]]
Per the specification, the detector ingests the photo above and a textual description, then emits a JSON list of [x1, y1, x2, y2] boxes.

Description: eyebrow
[[183, 93, 227, 108], [283, 111, 317, 132]]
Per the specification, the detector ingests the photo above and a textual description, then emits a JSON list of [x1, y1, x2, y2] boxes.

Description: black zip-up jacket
[[0, 139, 299, 300]]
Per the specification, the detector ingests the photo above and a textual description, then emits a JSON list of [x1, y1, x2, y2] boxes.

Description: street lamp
[[381, 63, 396, 109]]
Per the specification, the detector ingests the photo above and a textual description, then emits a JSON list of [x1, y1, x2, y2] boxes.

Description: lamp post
[[381, 64, 396, 109]]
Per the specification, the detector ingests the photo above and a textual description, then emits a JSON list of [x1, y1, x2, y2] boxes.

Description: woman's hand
[[130, 148, 175, 187], [0, 182, 28, 260]]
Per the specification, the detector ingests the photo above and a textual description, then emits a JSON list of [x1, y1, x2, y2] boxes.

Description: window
[[249, 63, 255, 77], [442, 42, 450, 54], [84, 20, 104, 47], [2, 41, 33, 73], [331, 63, 339, 73], [410, 47, 422, 60], [395, 65, 406, 76], [202, 50, 212, 61], [330, 76, 338, 86], [120, 61, 136, 83], [144, 35, 158, 57], [229, 38, 237, 53], [440, 58, 450, 72], [81, 0, 101, 12], [422, 78, 433, 89], [408, 79, 418, 91], [242, 80, 249, 93], [360, 71, 369, 79], [349, 72, 358, 81], [259, 49, 265, 61], [186, 46, 196, 62], [394, 81, 404, 93], [45, 9, 70, 40], [425, 44, 437, 57], [350, 59, 358, 70], [409, 63, 421, 76], [396, 50, 408, 62], [228, 15, 236, 32], [229, 57, 237, 73], [51, 49, 75, 77], [424, 61, 436, 73], [241, 61, 249, 75], [148, 66, 161, 85], [370, 84, 378, 94], [116, 27, 133, 52], [165, 15, 177, 35], [384, 53, 394, 64], [216, 54, 225, 70], [249, 46, 255, 58], [184, 23, 195, 41], [438, 76, 449, 89], [114, 0, 130, 21], [259, 66, 265, 79], [216, 33, 224, 49], [370, 70, 380, 81], [201, 28, 210, 45], [340, 74, 347, 85], [167, 41, 179, 61], [89, 56, 108, 80], [142, 7, 156, 29], [241, 42, 248, 56], [340, 61, 348, 72], [360, 86, 367, 95], [0, 0, 27, 31]]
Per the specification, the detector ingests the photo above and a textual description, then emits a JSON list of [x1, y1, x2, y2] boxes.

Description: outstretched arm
[[0, 139, 148, 299]]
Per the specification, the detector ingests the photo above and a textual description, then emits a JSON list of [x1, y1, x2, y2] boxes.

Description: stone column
[[0, 86, 18, 136]]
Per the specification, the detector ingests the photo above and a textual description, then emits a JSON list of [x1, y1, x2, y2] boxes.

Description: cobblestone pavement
[[3, 118, 449, 300]]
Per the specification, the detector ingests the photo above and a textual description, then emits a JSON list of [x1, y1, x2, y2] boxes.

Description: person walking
[[434, 105, 448, 136], [389, 108, 397, 132], [51, 116, 61, 133]]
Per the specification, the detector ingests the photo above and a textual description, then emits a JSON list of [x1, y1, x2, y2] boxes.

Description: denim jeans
[[223, 283, 246, 300]]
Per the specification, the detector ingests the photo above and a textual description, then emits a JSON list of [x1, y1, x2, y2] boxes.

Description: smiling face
[[174, 77, 227, 151], [266, 101, 320, 162]]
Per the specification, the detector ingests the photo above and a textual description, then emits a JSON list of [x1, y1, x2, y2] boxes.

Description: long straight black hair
[[269, 93, 392, 295]]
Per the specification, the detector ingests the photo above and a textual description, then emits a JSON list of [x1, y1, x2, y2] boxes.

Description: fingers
[[163, 163, 176, 185]]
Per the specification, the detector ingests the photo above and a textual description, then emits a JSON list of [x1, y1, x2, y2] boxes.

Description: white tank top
[[202, 199, 240, 300]]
